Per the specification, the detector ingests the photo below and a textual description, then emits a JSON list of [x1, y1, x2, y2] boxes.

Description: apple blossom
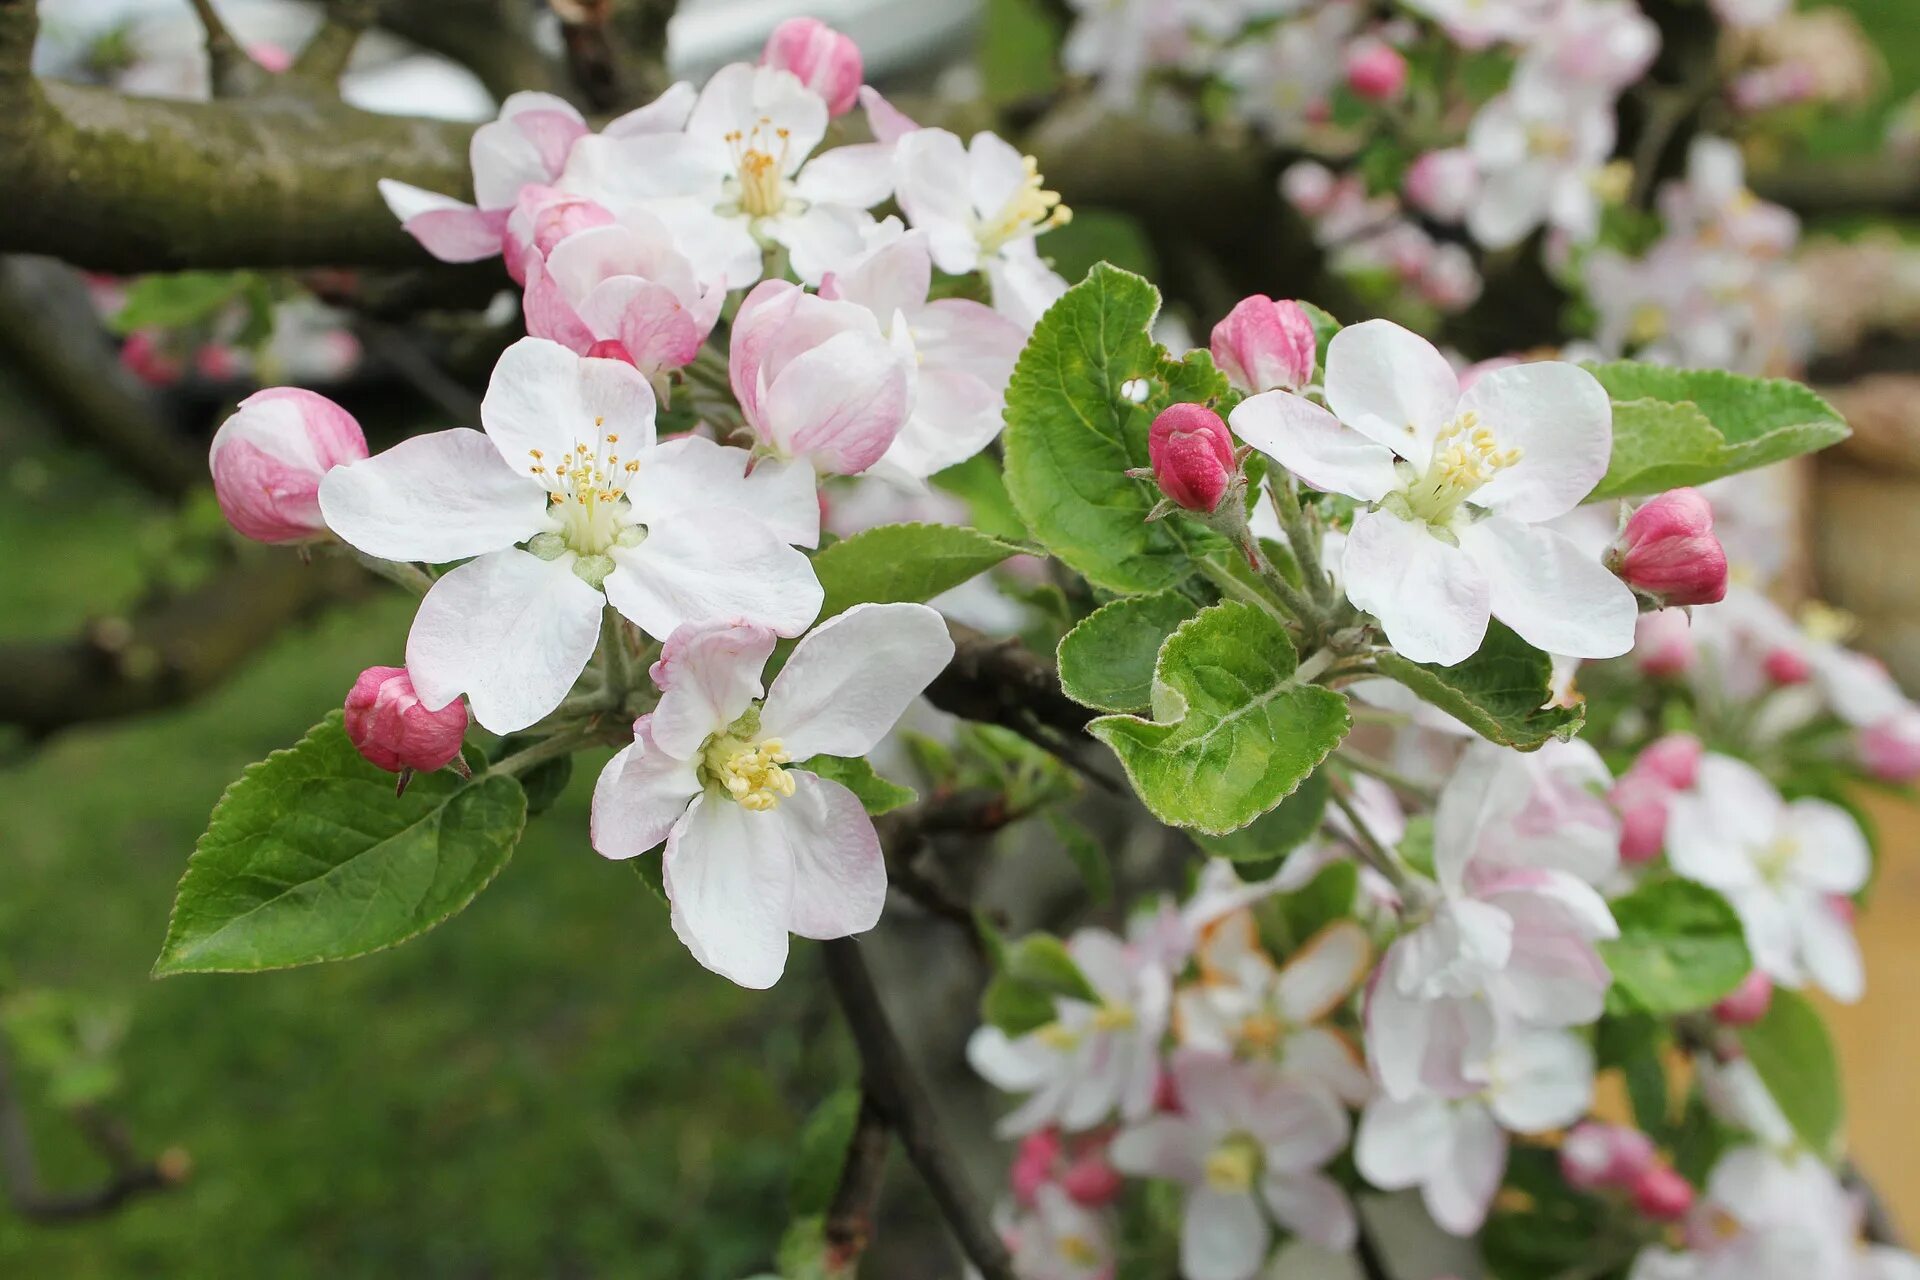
[[343, 665, 469, 778], [1559, 1121, 1657, 1190], [728, 278, 916, 478], [1060, 0, 1193, 109], [1112, 1050, 1357, 1277], [1521, 0, 1660, 95], [1012, 1129, 1125, 1210], [1000, 1182, 1117, 1280], [1858, 709, 1920, 782], [1397, 0, 1557, 49], [1405, 148, 1481, 222], [319, 338, 823, 733], [759, 17, 863, 118], [1443, 739, 1622, 886], [1209, 295, 1316, 395], [1609, 488, 1730, 607], [1632, 1165, 1696, 1222], [1464, 77, 1616, 250], [1666, 754, 1869, 1001], [1280, 161, 1340, 217], [1764, 646, 1813, 685], [1147, 404, 1238, 514], [1345, 39, 1408, 102], [210, 387, 368, 544], [1231, 320, 1636, 665], [589, 605, 953, 987], [1219, 4, 1358, 145], [1636, 608, 1697, 677], [968, 926, 1173, 1136], [893, 127, 1072, 277]]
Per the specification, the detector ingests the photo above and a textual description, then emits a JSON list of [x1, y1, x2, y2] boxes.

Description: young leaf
[[1601, 878, 1752, 1015], [1193, 767, 1330, 863], [1584, 363, 1849, 500], [800, 755, 917, 816], [1048, 812, 1113, 905], [1056, 590, 1201, 713], [788, 1088, 865, 1217], [1737, 987, 1843, 1157], [1372, 620, 1584, 751], [110, 271, 254, 335], [1002, 263, 1223, 593], [810, 522, 1026, 621], [1003, 934, 1098, 1002], [154, 713, 526, 975], [1089, 602, 1351, 835], [980, 931, 1098, 1036]]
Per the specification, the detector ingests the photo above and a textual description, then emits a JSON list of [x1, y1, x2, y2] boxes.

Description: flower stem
[[598, 606, 638, 699], [1327, 782, 1418, 904], [343, 547, 434, 596], [490, 726, 598, 779], [1334, 748, 1438, 805]]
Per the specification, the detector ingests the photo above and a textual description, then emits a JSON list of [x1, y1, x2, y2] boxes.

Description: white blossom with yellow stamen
[[893, 126, 1073, 280]]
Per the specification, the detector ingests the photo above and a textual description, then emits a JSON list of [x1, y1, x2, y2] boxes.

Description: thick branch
[[186, 0, 263, 97], [821, 939, 1016, 1280], [822, 1094, 891, 1265], [1753, 155, 1920, 219], [0, 1041, 183, 1223], [293, 0, 377, 88]]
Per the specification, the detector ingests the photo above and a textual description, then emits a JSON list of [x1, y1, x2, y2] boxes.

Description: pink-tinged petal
[[876, 366, 1004, 482], [1356, 1095, 1447, 1189], [827, 232, 933, 322], [1426, 1104, 1505, 1236], [604, 507, 823, 640], [646, 620, 777, 759], [1249, 1080, 1349, 1169], [1474, 867, 1618, 941], [1485, 1030, 1595, 1132], [1456, 516, 1636, 660], [626, 435, 820, 549], [405, 549, 603, 733], [1112, 1115, 1208, 1182], [1283, 1027, 1372, 1107], [470, 112, 554, 209], [1457, 361, 1612, 521], [1363, 961, 1437, 1101], [1181, 1188, 1269, 1280], [602, 80, 697, 137], [1796, 899, 1863, 1003], [894, 128, 981, 273], [590, 720, 701, 859], [577, 275, 706, 375], [521, 257, 595, 353], [782, 772, 887, 939], [1274, 921, 1371, 1023], [729, 280, 877, 422], [917, 296, 1026, 385], [663, 793, 795, 989], [510, 107, 589, 178], [1781, 799, 1870, 895], [859, 85, 920, 144], [211, 387, 368, 543], [1323, 319, 1461, 469], [379, 181, 507, 262], [317, 428, 550, 563], [760, 602, 955, 760], [1343, 509, 1491, 666], [480, 337, 658, 469], [762, 329, 912, 474], [1229, 391, 1400, 502], [1261, 1172, 1357, 1252]]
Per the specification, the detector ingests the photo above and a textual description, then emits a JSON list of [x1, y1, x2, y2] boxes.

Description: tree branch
[[822, 1093, 891, 1266], [186, 0, 263, 98], [293, 0, 377, 89], [821, 938, 1015, 1280], [374, 0, 561, 103]]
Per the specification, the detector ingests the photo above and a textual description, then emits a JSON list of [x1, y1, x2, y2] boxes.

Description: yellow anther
[[1204, 1138, 1260, 1194], [1058, 1235, 1101, 1266], [977, 154, 1071, 254], [1091, 1002, 1135, 1032], [710, 736, 797, 811], [1238, 1010, 1285, 1053], [528, 449, 543, 459], [1036, 1021, 1081, 1051]]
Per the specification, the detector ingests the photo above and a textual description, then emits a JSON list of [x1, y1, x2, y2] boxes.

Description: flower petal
[[604, 507, 823, 640], [589, 719, 701, 859], [1324, 319, 1461, 469], [1456, 515, 1636, 660], [480, 337, 658, 472], [1181, 1187, 1269, 1280], [1343, 509, 1491, 667], [1485, 1030, 1595, 1133], [1782, 798, 1870, 895], [762, 329, 912, 474], [318, 428, 550, 562], [1796, 897, 1864, 1003], [378, 180, 505, 262], [1261, 1172, 1357, 1253], [1425, 1103, 1505, 1236], [626, 434, 821, 549], [647, 620, 777, 759], [405, 549, 603, 733], [1356, 1095, 1447, 1189], [663, 792, 795, 988], [1229, 391, 1400, 502], [1275, 921, 1372, 1023], [1458, 361, 1612, 522], [759, 602, 956, 759], [783, 772, 887, 939]]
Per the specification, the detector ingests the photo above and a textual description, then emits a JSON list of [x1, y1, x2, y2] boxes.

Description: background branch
[[0, 1040, 183, 1223]]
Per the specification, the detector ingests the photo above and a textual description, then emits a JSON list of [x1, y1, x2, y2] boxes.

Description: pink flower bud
[[1611, 777, 1670, 864], [1059, 1140, 1124, 1208], [585, 337, 637, 366], [209, 387, 368, 544], [1609, 489, 1729, 607], [1635, 733, 1703, 790], [120, 330, 183, 387], [1153, 1066, 1183, 1114], [1280, 161, 1338, 217], [1859, 710, 1920, 782], [1210, 295, 1316, 394], [247, 40, 292, 74], [1712, 969, 1773, 1026], [1631, 1165, 1695, 1222], [1345, 39, 1408, 102], [1560, 1123, 1657, 1190], [1405, 148, 1481, 222], [1763, 646, 1812, 685], [344, 666, 469, 776], [1148, 404, 1237, 513], [1635, 609, 1696, 678], [1010, 1129, 1062, 1209], [761, 17, 863, 117], [194, 343, 243, 382]]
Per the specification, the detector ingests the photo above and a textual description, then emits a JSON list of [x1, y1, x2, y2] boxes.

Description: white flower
[[562, 63, 894, 287], [1465, 77, 1616, 250], [1399, 0, 1559, 48], [1441, 739, 1621, 886], [1666, 754, 1869, 1001], [1112, 1050, 1357, 1279], [1000, 1183, 1117, 1280], [969, 926, 1173, 1136], [318, 338, 822, 733], [1356, 1029, 1594, 1236], [1219, 4, 1360, 145], [1231, 321, 1635, 665], [894, 127, 1072, 277], [589, 606, 954, 987]]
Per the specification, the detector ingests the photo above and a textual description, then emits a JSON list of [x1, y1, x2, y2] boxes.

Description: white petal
[[589, 721, 701, 859], [663, 792, 795, 988], [647, 620, 777, 759], [1111, 1116, 1207, 1182], [1486, 1030, 1595, 1132], [1182, 1188, 1270, 1280], [1343, 510, 1491, 666], [1274, 922, 1371, 1023], [603, 508, 823, 640], [405, 550, 603, 733], [760, 602, 956, 759], [1458, 361, 1612, 521], [762, 329, 913, 475], [1782, 799, 1871, 895], [783, 772, 887, 939], [1796, 898, 1864, 1003], [793, 141, 898, 209], [1282, 1027, 1372, 1107], [1324, 319, 1461, 469], [1666, 755, 1778, 889], [1425, 1104, 1505, 1236], [1249, 1080, 1350, 1170], [1356, 1095, 1447, 1188], [602, 80, 697, 136], [318, 428, 549, 562], [627, 434, 821, 548], [1230, 391, 1399, 502], [481, 337, 658, 472], [966, 1025, 1055, 1092], [1457, 516, 1636, 660], [1261, 1172, 1357, 1252]]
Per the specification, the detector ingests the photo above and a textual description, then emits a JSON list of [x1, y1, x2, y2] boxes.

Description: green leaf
[[630, 858, 667, 907], [775, 1215, 833, 1280], [1049, 812, 1113, 905], [981, 976, 1058, 1038], [1584, 362, 1850, 500], [1275, 859, 1359, 948], [1056, 590, 1201, 713], [932, 453, 1030, 541], [153, 713, 527, 975], [1089, 602, 1350, 835], [981, 932, 1097, 1036], [800, 755, 916, 816], [1737, 987, 1843, 1157], [1002, 263, 1222, 593], [1297, 302, 1341, 376], [789, 1089, 865, 1217], [1597, 1014, 1672, 1134], [110, 271, 254, 335], [1193, 768, 1330, 863], [1601, 878, 1752, 1015], [810, 522, 1025, 621], [1373, 620, 1584, 751]]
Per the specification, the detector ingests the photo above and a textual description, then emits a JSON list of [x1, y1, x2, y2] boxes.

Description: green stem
[[343, 547, 433, 596], [1268, 479, 1334, 611], [490, 727, 597, 779], [599, 607, 638, 699], [1327, 784, 1417, 904], [1334, 749, 1438, 805], [1198, 557, 1297, 630]]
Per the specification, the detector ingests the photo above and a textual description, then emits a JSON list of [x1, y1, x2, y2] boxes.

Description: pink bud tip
[[1152, 1067, 1183, 1114], [1280, 161, 1338, 217], [761, 17, 863, 117], [1345, 39, 1408, 102], [1010, 1129, 1062, 1209], [1611, 779, 1670, 864], [248, 41, 293, 74], [1210, 295, 1317, 394], [1859, 711, 1920, 782], [344, 666, 470, 775], [1631, 1165, 1695, 1222], [585, 338, 637, 365], [1561, 1123, 1657, 1191], [209, 387, 368, 544], [1712, 968, 1773, 1026], [1635, 733, 1703, 790], [1763, 646, 1813, 685], [1148, 404, 1237, 514], [1059, 1143, 1124, 1208], [1610, 489, 1729, 607]]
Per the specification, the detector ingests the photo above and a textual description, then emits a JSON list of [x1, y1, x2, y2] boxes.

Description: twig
[[551, 0, 630, 114], [874, 789, 1021, 948], [186, 0, 262, 97], [1328, 783, 1415, 903], [822, 1093, 890, 1265], [1334, 748, 1438, 805], [0, 1039, 184, 1223], [293, 0, 377, 88], [820, 939, 1016, 1280]]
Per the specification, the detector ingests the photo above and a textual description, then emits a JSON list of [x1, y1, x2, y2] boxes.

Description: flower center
[[524, 422, 644, 583], [1628, 302, 1669, 346], [724, 118, 794, 220], [1393, 410, 1523, 528], [1036, 1021, 1082, 1051], [700, 732, 795, 811], [1090, 1001, 1136, 1032], [977, 155, 1071, 255], [1204, 1135, 1262, 1194], [1755, 835, 1800, 885], [1236, 1009, 1286, 1054], [1527, 123, 1574, 160], [1057, 1234, 1101, 1266]]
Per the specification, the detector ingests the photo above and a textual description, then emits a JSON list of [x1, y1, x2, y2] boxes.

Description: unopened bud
[[1635, 732, 1703, 790], [210, 387, 368, 544], [1631, 1165, 1695, 1222], [1712, 968, 1773, 1026], [1763, 646, 1813, 685], [1280, 161, 1338, 218], [1210, 295, 1316, 394], [1858, 710, 1920, 782], [1146, 404, 1237, 514], [1611, 776, 1670, 864], [1059, 1143, 1124, 1207], [344, 666, 470, 777], [1560, 1122, 1657, 1191], [1010, 1129, 1062, 1209], [1345, 39, 1408, 102], [761, 17, 864, 117], [1608, 489, 1729, 608]]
